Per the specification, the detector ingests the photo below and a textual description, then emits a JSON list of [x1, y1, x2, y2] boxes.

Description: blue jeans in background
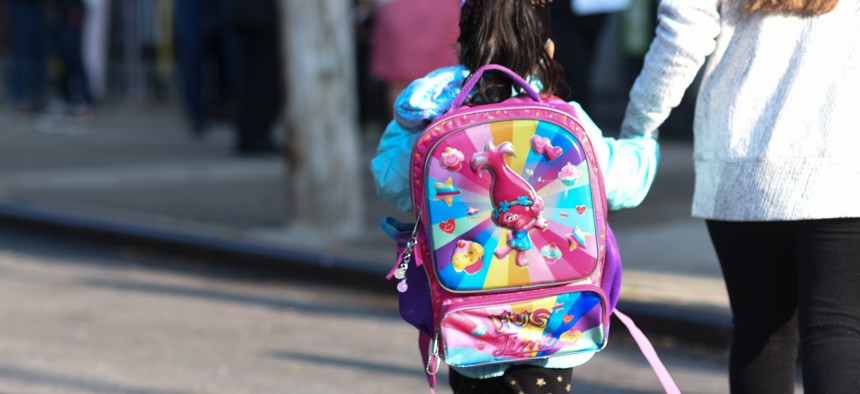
[[6, 0, 49, 110]]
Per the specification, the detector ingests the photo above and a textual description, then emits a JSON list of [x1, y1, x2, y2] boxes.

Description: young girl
[[372, 0, 659, 392]]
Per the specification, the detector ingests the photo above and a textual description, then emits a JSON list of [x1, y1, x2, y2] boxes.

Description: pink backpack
[[383, 65, 678, 393]]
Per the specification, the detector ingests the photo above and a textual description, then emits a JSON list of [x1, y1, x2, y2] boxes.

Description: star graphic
[[432, 178, 461, 206], [536, 378, 546, 387], [564, 234, 578, 251], [557, 376, 564, 382], [565, 226, 591, 251]]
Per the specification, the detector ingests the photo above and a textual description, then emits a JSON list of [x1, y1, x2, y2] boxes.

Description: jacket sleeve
[[600, 136, 660, 210], [371, 66, 470, 212], [570, 102, 660, 210], [370, 121, 420, 212]]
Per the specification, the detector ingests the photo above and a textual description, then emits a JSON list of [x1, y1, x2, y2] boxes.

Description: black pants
[[449, 365, 572, 394], [235, 25, 283, 153], [707, 218, 860, 394]]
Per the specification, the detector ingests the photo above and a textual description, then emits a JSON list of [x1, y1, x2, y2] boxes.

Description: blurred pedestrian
[[231, 0, 283, 156], [619, 1, 860, 393], [174, 0, 240, 136], [372, 0, 660, 391], [5, 0, 50, 113], [81, 0, 109, 102], [369, 0, 460, 117], [119, 0, 146, 102], [46, 0, 92, 116]]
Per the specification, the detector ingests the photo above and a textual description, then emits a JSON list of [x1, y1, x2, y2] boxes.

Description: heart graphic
[[530, 135, 548, 151], [439, 219, 456, 234], [576, 205, 587, 215], [563, 314, 575, 324], [545, 146, 563, 162], [531, 136, 563, 162]]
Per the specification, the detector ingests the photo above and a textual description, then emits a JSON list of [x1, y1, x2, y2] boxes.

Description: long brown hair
[[744, 0, 839, 15], [458, 0, 566, 104]]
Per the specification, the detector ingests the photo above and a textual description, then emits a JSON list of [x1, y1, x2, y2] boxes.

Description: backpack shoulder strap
[[613, 309, 681, 394]]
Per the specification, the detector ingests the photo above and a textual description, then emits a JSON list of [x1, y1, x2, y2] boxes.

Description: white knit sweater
[[621, 0, 860, 221]]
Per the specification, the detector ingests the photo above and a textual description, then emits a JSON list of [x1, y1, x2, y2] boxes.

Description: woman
[[620, 0, 860, 392]]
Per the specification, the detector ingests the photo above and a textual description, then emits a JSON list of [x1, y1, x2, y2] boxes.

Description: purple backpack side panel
[[602, 225, 622, 313], [394, 223, 435, 337]]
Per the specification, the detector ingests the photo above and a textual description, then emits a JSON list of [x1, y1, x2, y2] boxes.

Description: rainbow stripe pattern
[[424, 118, 600, 292]]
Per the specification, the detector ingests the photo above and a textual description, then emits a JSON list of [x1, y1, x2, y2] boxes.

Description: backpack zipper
[[431, 283, 609, 368], [439, 283, 606, 318], [390, 213, 422, 293]]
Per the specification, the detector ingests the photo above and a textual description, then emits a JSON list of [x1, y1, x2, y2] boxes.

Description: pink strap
[[450, 64, 542, 109], [613, 309, 681, 394], [385, 249, 406, 280]]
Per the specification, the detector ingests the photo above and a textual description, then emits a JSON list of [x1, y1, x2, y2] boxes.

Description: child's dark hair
[[458, 0, 567, 104]]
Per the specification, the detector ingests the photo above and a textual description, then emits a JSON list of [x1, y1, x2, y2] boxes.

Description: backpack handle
[[450, 64, 542, 109]]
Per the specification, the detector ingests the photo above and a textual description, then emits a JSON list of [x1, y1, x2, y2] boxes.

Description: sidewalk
[[0, 103, 731, 343]]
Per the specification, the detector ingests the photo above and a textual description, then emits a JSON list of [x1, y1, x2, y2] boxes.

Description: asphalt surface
[[0, 224, 805, 393]]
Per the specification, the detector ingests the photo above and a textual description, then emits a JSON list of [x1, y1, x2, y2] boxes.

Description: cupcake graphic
[[440, 147, 465, 172], [558, 162, 582, 187], [561, 329, 583, 343], [451, 239, 484, 274], [540, 242, 563, 264], [470, 322, 487, 337], [558, 162, 582, 198]]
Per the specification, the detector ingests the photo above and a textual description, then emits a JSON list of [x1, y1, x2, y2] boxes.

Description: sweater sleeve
[[620, 0, 721, 139]]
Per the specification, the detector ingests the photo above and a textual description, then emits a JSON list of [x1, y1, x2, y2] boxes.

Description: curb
[[0, 202, 730, 347], [0, 202, 390, 292]]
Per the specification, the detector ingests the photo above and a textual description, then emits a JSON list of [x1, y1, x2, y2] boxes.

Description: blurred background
[[0, 0, 700, 249], [0, 1, 741, 393]]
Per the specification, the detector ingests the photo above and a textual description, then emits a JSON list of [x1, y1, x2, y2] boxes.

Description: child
[[371, 0, 659, 392]]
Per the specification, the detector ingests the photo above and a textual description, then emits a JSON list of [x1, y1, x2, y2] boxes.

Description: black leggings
[[449, 365, 572, 394], [707, 218, 860, 394]]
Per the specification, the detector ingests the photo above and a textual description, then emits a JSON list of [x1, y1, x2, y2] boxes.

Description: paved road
[[0, 226, 803, 393]]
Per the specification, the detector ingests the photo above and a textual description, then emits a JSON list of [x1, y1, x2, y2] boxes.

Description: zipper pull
[[392, 215, 422, 292], [395, 234, 418, 292], [426, 330, 441, 375]]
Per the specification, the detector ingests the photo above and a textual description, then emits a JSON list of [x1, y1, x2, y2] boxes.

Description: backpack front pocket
[[437, 285, 608, 368]]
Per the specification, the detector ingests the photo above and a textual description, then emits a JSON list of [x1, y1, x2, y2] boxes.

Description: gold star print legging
[[449, 365, 573, 394]]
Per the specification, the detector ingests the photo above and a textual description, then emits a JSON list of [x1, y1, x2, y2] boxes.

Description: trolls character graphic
[[471, 139, 549, 267]]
